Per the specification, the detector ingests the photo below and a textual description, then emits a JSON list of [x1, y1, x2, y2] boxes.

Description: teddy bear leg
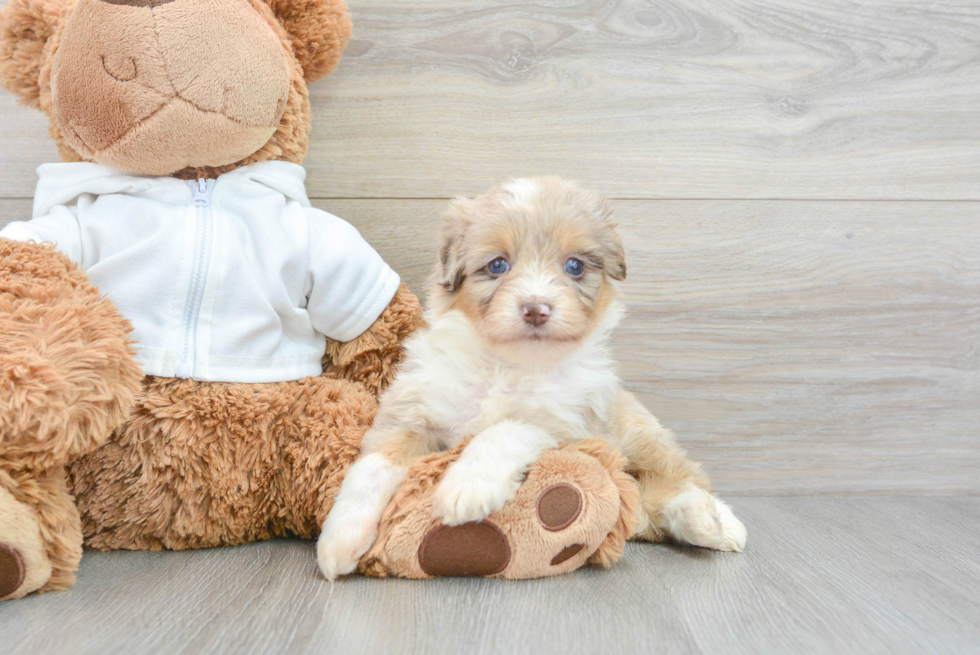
[[1, 239, 142, 598], [358, 439, 638, 580], [0, 466, 83, 600], [0, 485, 50, 600], [70, 374, 380, 551], [279, 378, 381, 539]]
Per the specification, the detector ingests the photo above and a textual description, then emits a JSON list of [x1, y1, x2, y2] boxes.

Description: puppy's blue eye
[[564, 258, 585, 277], [488, 257, 510, 276]]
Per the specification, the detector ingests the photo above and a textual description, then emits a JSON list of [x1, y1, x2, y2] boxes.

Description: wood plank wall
[[1, 0, 977, 493]]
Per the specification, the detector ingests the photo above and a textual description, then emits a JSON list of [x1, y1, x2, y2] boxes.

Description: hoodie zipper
[[175, 178, 215, 378]]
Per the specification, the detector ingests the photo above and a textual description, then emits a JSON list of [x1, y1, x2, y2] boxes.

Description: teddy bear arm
[[321, 282, 425, 396], [0, 239, 143, 467]]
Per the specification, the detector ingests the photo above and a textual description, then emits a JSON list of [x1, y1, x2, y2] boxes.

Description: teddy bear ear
[[0, 0, 62, 107], [262, 0, 353, 83]]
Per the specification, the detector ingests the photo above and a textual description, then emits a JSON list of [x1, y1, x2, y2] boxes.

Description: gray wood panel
[[3, 198, 977, 495], [2, 0, 979, 199], [1, 496, 978, 654], [0, 98, 59, 197]]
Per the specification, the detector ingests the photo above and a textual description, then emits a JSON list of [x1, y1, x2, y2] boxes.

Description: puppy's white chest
[[407, 309, 621, 445], [430, 360, 607, 443]]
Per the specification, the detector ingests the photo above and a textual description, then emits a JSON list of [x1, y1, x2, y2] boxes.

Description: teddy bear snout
[[154, 0, 292, 129], [48, 0, 291, 175]]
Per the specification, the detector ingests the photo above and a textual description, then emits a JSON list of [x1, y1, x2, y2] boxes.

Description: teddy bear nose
[[98, 0, 176, 6], [521, 303, 552, 327]]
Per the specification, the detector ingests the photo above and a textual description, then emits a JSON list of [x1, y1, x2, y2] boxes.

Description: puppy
[[317, 177, 746, 579]]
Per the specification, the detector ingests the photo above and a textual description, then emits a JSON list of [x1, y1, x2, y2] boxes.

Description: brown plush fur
[[264, 0, 352, 83], [575, 439, 640, 567], [322, 284, 427, 397], [0, 0, 61, 109], [0, 240, 142, 466], [71, 376, 377, 550]]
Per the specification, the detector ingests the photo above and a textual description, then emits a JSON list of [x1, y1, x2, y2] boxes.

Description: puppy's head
[[429, 177, 626, 359]]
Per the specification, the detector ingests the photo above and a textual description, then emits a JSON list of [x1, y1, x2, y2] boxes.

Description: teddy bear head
[[0, 0, 350, 178]]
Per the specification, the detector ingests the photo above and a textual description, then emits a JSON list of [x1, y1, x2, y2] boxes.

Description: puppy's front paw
[[431, 466, 521, 526], [316, 514, 377, 581], [662, 485, 747, 552]]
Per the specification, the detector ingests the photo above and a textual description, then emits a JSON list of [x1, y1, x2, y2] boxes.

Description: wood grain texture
[[1, 496, 978, 654], [3, 0, 979, 199], [3, 198, 977, 494]]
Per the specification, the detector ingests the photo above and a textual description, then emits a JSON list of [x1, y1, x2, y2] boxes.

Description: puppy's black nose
[[521, 303, 551, 326]]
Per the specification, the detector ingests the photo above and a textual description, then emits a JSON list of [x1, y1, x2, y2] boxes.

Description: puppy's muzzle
[[521, 303, 552, 326]]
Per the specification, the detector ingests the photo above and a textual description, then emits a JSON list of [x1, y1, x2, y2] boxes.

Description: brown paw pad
[[550, 543, 586, 566], [0, 544, 26, 599], [419, 521, 511, 576], [537, 483, 583, 531]]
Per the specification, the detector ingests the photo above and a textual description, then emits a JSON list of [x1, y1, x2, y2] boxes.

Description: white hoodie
[[0, 161, 400, 383]]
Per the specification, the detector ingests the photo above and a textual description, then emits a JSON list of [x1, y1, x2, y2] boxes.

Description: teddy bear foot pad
[[418, 482, 586, 576], [0, 545, 26, 598]]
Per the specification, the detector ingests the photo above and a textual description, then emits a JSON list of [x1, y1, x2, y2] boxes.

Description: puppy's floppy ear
[[436, 196, 473, 293], [0, 0, 62, 107], [595, 195, 627, 281], [262, 0, 352, 83]]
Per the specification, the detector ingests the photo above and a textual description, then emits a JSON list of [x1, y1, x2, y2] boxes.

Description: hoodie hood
[[33, 161, 312, 218]]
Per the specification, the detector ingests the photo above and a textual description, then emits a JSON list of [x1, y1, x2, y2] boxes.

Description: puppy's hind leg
[[612, 389, 746, 552]]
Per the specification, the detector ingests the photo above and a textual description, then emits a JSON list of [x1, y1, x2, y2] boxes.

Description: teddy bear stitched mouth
[[98, 0, 177, 7], [65, 93, 284, 156]]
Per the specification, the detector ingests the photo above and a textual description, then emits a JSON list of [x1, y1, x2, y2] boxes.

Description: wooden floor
[[1, 497, 978, 655], [1, 0, 978, 652]]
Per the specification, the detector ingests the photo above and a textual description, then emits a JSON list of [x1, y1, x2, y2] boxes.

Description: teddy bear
[[0, 0, 638, 600]]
